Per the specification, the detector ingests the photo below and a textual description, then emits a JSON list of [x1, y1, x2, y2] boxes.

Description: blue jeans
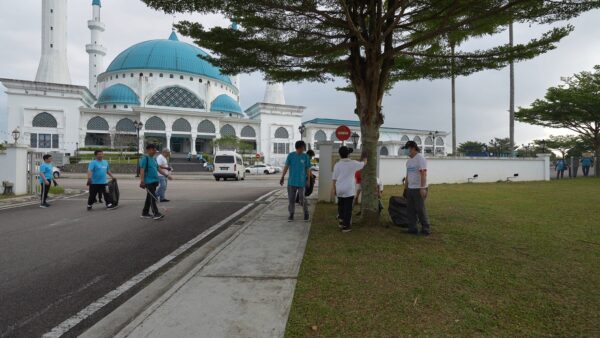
[[157, 176, 168, 201]]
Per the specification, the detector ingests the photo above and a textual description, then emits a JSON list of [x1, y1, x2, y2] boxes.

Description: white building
[[0, 0, 449, 166]]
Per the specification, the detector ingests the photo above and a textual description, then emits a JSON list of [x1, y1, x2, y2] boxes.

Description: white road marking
[[0, 193, 87, 211], [42, 189, 277, 338]]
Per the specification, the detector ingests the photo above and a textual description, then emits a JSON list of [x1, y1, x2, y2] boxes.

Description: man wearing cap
[[402, 140, 431, 236], [156, 148, 172, 202]]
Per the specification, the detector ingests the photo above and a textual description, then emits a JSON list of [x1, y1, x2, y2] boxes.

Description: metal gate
[[27, 151, 44, 195]]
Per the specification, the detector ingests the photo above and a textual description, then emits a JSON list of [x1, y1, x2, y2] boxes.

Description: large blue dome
[[105, 32, 233, 86]]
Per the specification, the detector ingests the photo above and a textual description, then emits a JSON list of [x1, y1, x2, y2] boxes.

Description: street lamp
[[11, 128, 20, 144], [429, 130, 439, 156], [134, 120, 144, 177], [298, 124, 306, 141], [351, 132, 360, 150], [541, 139, 546, 154]]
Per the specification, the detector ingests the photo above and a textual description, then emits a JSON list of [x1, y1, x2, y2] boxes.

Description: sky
[[0, 0, 599, 146]]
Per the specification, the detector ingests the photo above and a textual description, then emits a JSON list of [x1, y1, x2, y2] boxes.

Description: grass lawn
[[286, 178, 600, 337]]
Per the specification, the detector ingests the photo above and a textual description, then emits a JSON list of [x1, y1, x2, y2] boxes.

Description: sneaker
[[140, 214, 153, 219], [106, 204, 119, 210], [40, 204, 50, 208], [160, 199, 170, 203], [338, 220, 344, 229], [304, 214, 310, 222], [153, 214, 165, 220], [87, 205, 92, 211], [341, 226, 352, 233], [288, 215, 294, 222]]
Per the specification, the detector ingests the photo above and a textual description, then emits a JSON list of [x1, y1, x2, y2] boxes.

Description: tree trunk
[[451, 44, 457, 156], [359, 118, 381, 225]]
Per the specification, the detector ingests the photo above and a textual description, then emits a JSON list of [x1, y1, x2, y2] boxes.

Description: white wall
[[0, 145, 29, 195], [379, 155, 551, 185]]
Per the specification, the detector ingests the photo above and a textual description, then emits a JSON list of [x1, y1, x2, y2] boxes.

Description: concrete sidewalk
[[114, 191, 314, 338]]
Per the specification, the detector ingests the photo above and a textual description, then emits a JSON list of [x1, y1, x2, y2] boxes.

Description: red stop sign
[[256, 153, 261, 159], [335, 125, 352, 141]]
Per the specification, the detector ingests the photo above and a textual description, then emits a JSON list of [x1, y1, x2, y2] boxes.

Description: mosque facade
[[0, 0, 448, 165]]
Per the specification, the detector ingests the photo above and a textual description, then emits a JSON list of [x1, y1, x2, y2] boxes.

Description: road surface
[[0, 177, 278, 337]]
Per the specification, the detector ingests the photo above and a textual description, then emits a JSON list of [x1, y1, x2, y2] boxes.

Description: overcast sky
[[1, 0, 599, 146]]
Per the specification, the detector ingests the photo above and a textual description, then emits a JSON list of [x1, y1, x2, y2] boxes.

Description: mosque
[[0, 0, 448, 165]]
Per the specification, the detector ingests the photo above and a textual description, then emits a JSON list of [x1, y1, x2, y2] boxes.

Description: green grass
[[285, 179, 600, 337], [49, 186, 65, 195]]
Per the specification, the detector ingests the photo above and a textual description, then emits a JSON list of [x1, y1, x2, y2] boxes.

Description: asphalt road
[[0, 177, 278, 337]]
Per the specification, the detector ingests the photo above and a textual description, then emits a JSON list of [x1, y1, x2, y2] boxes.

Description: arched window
[[198, 120, 216, 133], [330, 131, 339, 142], [241, 126, 256, 138], [274, 127, 289, 139], [145, 116, 166, 131], [425, 136, 434, 146], [401, 135, 410, 143], [147, 86, 205, 109], [220, 124, 236, 137], [413, 136, 422, 145], [116, 118, 136, 132], [380, 146, 389, 156], [87, 116, 109, 131], [172, 118, 192, 132], [32, 112, 57, 128], [314, 130, 327, 142], [436, 137, 445, 146]]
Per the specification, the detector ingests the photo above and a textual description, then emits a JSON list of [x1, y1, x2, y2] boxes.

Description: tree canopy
[[458, 141, 486, 155], [517, 66, 600, 175], [142, 0, 600, 220], [533, 135, 580, 158]]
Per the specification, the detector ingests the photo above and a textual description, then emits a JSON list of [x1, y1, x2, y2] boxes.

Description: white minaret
[[86, 0, 106, 95], [263, 82, 286, 105], [36, 0, 71, 84]]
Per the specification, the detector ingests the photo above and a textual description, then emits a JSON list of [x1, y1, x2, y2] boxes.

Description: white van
[[213, 151, 246, 181]]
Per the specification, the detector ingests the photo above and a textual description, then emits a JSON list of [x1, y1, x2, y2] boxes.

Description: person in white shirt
[[156, 148, 172, 202], [332, 146, 366, 233], [402, 140, 431, 235]]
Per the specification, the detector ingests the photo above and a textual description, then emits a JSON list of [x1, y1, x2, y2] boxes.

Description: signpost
[[335, 125, 351, 143]]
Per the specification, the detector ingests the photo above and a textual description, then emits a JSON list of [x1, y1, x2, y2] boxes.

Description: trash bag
[[108, 179, 120, 206], [388, 196, 408, 227]]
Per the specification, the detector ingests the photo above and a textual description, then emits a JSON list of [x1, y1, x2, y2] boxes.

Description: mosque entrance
[[196, 135, 215, 155], [170, 136, 192, 154]]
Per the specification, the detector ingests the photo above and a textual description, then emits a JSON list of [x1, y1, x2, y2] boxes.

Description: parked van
[[213, 151, 246, 181]]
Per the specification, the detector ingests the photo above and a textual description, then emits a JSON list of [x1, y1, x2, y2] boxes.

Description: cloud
[[0, 0, 597, 147]]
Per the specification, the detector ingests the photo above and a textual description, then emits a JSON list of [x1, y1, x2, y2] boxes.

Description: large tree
[[517, 66, 600, 176], [533, 135, 580, 158], [143, 0, 600, 222], [457, 140, 486, 155]]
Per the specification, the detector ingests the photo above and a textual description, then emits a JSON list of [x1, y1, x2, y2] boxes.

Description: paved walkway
[[115, 191, 315, 338]]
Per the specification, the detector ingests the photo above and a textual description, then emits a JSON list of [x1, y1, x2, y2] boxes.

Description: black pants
[[557, 170, 565, 179], [88, 184, 113, 206], [407, 188, 431, 232], [143, 182, 160, 216], [40, 183, 50, 205], [337, 196, 355, 228], [583, 166, 590, 176]]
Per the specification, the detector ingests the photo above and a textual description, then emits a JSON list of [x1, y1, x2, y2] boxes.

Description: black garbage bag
[[108, 179, 120, 206], [388, 196, 409, 227]]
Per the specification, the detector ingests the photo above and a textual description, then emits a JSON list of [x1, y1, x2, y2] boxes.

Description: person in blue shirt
[[140, 144, 172, 220], [280, 140, 311, 222], [86, 150, 118, 211], [38, 154, 54, 208], [555, 158, 567, 179], [581, 156, 594, 177]]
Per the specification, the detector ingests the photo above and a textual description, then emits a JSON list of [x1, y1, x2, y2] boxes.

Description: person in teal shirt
[[87, 150, 117, 211], [139, 144, 171, 220], [38, 154, 54, 208], [555, 158, 567, 179], [280, 140, 311, 222], [582, 156, 593, 177]]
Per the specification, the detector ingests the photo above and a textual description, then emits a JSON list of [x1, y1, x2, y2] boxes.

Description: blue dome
[[97, 84, 140, 106], [211, 94, 243, 116], [105, 32, 233, 86]]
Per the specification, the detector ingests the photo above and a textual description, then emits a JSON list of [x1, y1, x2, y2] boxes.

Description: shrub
[[49, 186, 65, 195]]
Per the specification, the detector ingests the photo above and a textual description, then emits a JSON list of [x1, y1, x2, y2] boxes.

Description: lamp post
[[75, 142, 79, 161], [351, 132, 360, 150], [11, 128, 21, 144], [134, 120, 144, 177], [298, 124, 306, 141], [541, 139, 546, 154], [430, 131, 439, 156]]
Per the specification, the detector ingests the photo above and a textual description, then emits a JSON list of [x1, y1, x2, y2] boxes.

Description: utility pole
[[509, 20, 515, 153], [451, 43, 457, 156]]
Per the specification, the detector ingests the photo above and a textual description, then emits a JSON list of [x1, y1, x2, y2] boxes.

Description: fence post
[[317, 141, 334, 202]]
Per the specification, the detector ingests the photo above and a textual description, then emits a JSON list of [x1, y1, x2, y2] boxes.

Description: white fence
[[379, 155, 551, 185], [317, 141, 551, 201]]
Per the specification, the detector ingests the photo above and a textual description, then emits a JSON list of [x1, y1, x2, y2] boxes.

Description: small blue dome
[[97, 84, 140, 106], [105, 32, 233, 86], [92, 0, 101, 7], [211, 94, 243, 116]]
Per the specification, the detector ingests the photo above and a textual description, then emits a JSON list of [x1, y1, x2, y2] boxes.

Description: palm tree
[[509, 20, 515, 152]]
